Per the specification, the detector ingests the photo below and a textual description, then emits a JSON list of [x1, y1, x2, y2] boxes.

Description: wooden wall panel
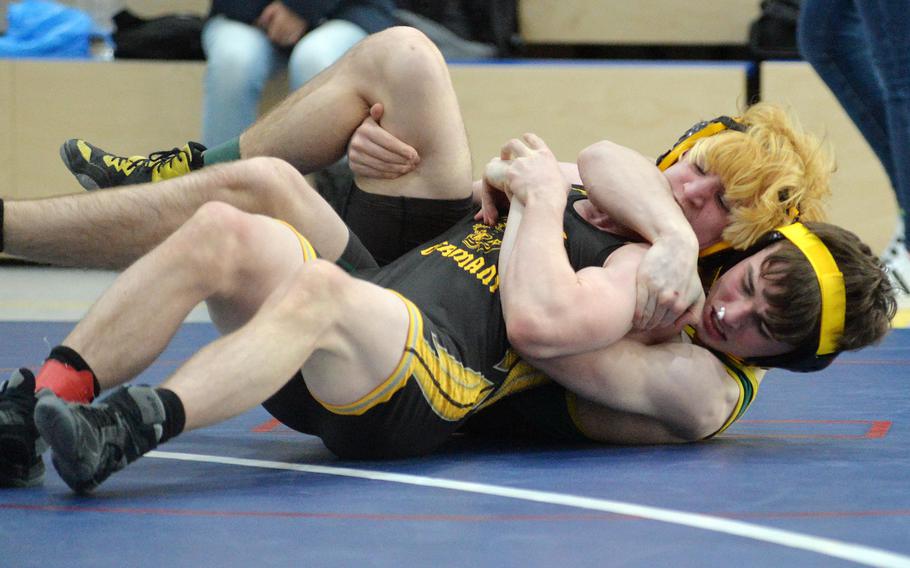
[[8, 61, 746, 206], [123, 0, 209, 17], [450, 63, 746, 178], [520, 0, 761, 45], [0, 61, 14, 197], [12, 60, 204, 199]]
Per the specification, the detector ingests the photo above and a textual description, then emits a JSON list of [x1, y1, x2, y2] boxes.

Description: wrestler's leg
[[3, 157, 349, 269], [57, 201, 326, 389], [241, 26, 473, 200], [36, 221, 412, 492], [165, 259, 410, 429]]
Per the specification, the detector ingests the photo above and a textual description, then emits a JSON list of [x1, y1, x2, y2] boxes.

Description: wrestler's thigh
[[298, 277, 411, 408]]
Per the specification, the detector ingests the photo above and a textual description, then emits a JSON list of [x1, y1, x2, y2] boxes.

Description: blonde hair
[[686, 103, 835, 249]]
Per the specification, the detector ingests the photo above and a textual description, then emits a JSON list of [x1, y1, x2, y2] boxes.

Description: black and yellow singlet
[[263, 196, 628, 458]]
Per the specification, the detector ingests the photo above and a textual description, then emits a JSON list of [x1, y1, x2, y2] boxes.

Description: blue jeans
[[798, 0, 910, 245], [201, 15, 367, 147]]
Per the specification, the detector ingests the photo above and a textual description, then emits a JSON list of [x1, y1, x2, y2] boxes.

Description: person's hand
[[348, 103, 420, 179], [633, 236, 704, 330], [498, 133, 567, 207], [256, 1, 308, 47], [476, 158, 512, 224]]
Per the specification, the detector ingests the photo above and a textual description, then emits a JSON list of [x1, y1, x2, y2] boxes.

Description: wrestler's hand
[[499, 133, 568, 207], [348, 103, 420, 179], [633, 236, 703, 330], [257, 1, 308, 47], [476, 157, 512, 224]]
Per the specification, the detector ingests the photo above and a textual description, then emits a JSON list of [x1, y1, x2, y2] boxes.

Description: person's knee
[[178, 201, 260, 289], [276, 260, 351, 322], [205, 43, 271, 87], [219, 157, 316, 216], [373, 26, 438, 53], [365, 27, 447, 86]]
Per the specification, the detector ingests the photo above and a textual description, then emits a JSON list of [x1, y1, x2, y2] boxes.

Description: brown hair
[[758, 222, 895, 352], [686, 103, 835, 249]]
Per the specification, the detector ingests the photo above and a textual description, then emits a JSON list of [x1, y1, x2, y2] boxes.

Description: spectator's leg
[[201, 15, 282, 147], [287, 19, 368, 89]]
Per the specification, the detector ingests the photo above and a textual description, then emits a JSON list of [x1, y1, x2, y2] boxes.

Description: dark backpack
[[112, 10, 205, 61]]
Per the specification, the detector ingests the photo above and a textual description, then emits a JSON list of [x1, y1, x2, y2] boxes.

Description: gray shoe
[[34, 386, 164, 493], [0, 369, 45, 488]]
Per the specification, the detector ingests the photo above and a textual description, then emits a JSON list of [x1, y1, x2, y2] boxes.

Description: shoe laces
[[147, 147, 188, 170], [112, 147, 187, 173], [78, 403, 122, 432]]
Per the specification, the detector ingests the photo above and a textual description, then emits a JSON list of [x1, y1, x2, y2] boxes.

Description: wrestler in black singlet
[[262, 187, 628, 458]]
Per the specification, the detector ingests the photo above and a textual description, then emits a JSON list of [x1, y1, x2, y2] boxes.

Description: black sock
[[48, 345, 101, 397], [0, 197, 5, 252], [154, 388, 186, 443]]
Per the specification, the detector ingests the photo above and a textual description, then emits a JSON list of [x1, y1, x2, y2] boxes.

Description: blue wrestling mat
[[1, 321, 909, 567]]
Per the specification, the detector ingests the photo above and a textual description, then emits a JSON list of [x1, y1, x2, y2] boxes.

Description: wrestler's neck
[[573, 198, 640, 240]]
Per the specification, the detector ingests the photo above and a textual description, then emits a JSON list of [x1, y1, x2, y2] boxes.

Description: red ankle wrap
[[35, 359, 96, 403]]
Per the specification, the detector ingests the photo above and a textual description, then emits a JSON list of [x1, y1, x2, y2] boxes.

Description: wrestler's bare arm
[[576, 141, 702, 330], [496, 135, 650, 358], [528, 339, 741, 443]]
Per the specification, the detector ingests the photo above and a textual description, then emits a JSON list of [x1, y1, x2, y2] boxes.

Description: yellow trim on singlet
[[476, 349, 551, 411], [317, 292, 497, 420], [681, 327, 762, 437], [712, 358, 763, 436], [274, 219, 318, 261]]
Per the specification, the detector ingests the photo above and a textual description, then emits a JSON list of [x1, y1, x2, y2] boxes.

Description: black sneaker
[[0, 369, 45, 488], [34, 385, 164, 493], [59, 139, 206, 190]]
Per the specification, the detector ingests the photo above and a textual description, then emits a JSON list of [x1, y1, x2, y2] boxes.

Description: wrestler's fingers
[[357, 136, 417, 168], [359, 121, 419, 165], [350, 163, 400, 180], [634, 281, 656, 329], [654, 303, 680, 331], [648, 291, 684, 330], [353, 153, 413, 176], [369, 102, 384, 121], [676, 293, 705, 329], [643, 301, 668, 330], [522, 132, 547, 150], [501, 137, 531, 159], [479, 180, 500, 225], [484, 158, 510, 190]]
